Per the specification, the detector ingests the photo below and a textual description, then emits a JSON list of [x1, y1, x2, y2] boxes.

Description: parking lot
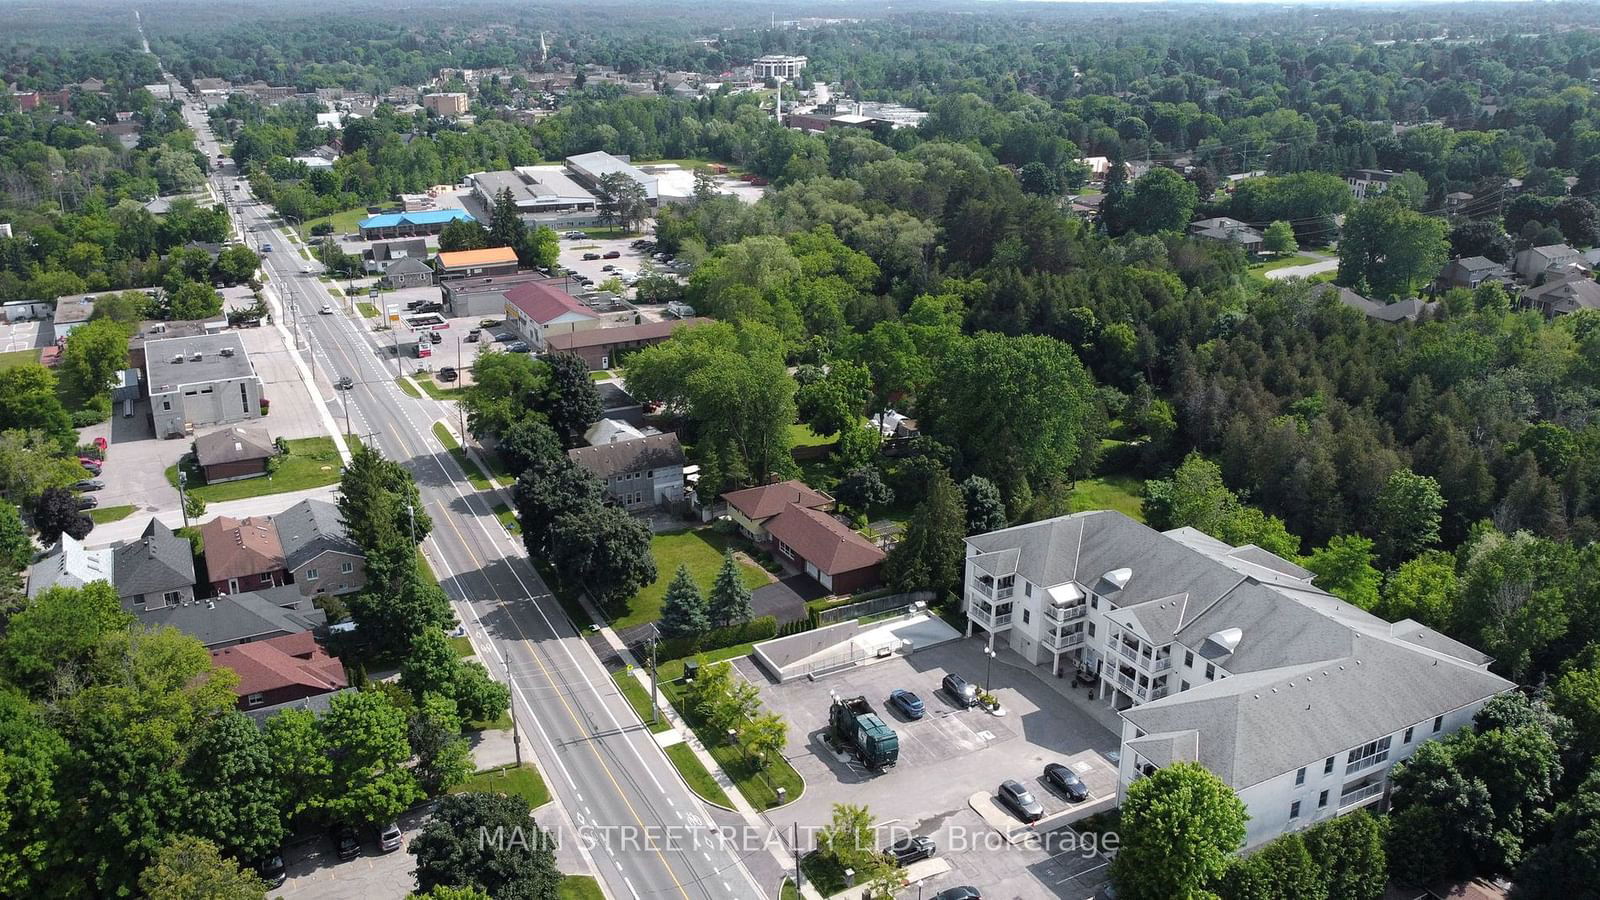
[[749, 634, 1120, 899]]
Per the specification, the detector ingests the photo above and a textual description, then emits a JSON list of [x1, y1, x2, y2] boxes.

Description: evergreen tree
[[961, 475, 1008, 535], [707, 551, 753, 628], [489, 187, 527, 251], [657, 564, 708, 639], [883, 469, 966, 592]]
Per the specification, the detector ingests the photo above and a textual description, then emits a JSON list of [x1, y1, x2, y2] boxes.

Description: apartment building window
[[341, 561, 354, 574], [162, 399, 172, 411], [1346, 736, 1392, 775], [1318, 790, 1329, 808], [1021, 609, 1030, 624], [306, 568, 319, 581], [247, 693, 264, 707], [240, 383, 249, 412], [1403, 726, 1414, 744], [1087, 623, 1096, 637], [1090, 595, 1098, 609], [1180, 681, 1190, 692], [1289, 800, 1301, 819], [1024, 582, 1032, 597], [1205, 663, 1215, 680], [1433, 715, 1443, 733], [1324, 756, 1335, 775], [1184, 649, 1194, 667], [163, 591, 181, 605], [1295, 767, 1306, 786]]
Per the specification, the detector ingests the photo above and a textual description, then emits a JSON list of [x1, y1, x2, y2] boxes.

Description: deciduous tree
[[1110, 761, 1246, 900], [410, 793, 561, 900], [137, 836, 266, 900]]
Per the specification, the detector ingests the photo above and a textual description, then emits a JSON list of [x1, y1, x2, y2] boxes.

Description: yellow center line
[[306, 309, 695, 900]]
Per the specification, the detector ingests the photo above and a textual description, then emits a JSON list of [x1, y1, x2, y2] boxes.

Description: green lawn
[[298, 206, 369, 241], [492, 502, 521, 535], [559, 876, 605, 900], [659, 675, 804, 810], [450, 635, 475, 657], [467, 708, 513, 732], [1067, 474, 1147, 521], [414, 372, 462, 400], [88, 504, 135, 524], [433, 422, 494, 491], [0, 349, 39, 370], [1248, 253, 1322, 274], [450, 763, 549, 807], [396, 377, 422, 398], [589, 370, 613, 381], [614, 529, 770, 630], [787, 423, 838, 448], [166, 437, 344, 503], [780, 879, 800, 900], [357, 302, 379, 318], [663, 743, 733, 808], [612, 670, 672, 734], [800, 852, 850, 896]]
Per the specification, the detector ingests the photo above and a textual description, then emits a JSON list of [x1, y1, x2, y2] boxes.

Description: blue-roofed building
[[357, 208, 476, 240]]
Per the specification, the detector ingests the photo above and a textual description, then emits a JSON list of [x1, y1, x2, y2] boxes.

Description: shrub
[[657, 615, 778, 661]]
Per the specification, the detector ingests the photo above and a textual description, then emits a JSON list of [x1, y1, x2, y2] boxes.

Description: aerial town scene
[[1, 0, 1599, 898]]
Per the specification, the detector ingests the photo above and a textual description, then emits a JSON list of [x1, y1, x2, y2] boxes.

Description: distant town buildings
[[423, 92, 470, 117], [753, 55, 808, 80]]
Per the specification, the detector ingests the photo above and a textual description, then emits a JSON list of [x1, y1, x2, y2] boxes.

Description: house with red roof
[[721, 479, 884, 593], [722, 479, 833, 542], [210, 631, 348, 712], [503, 279, 599, 349]]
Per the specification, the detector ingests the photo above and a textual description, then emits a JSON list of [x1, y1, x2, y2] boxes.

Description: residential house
[[1347, 169, 1399, 200], [363, 238, 429, 273], [584, 418, 648, 446], [25, 533, 112, 598], [960, 510, 1511, 848], [1188, 216, 1265, 254], [436, 246, 520, 281], [145, 333, 263, 439], [139, 584, 325, 649], [273, 499, 365, 598], [1445, 192, 1476, 216], [194, 425, 277, 482], [382, 256, 436, 289], [1317, 284, 1439, 323], [765, 503, 884, 593], [722, 479, 834, 543], [543, 317, 712, 370], [357, 209, 476, 241], [52, 294, 94, 338], [504, 280, 600, 348], [211, 630, 348, 712], [202, 514, 288, 595], [1436, 256, 1509, 291], [111, 519, 196, 610], [1513, 244, 1587, 282], [1521, 273, 1600, 318], [870, 409, 920, 440], [567, 433, 686, 511]]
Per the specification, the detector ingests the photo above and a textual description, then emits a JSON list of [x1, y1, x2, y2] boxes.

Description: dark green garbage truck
[[829, 695, 899, 771]]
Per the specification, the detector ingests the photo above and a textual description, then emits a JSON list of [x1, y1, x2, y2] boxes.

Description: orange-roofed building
[[436, 245, 521, 281]]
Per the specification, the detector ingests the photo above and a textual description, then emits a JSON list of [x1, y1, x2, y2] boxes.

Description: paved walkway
[[1265, 254, 1339, 280]]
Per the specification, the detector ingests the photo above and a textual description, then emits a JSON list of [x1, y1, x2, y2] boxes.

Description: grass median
[[659, 666, 805, 810], [612, 670, 672, 734], [88, 504, 136, 524], [432, 422, 493, 491], [559, 875, 604, 900], [663, 743, 733, 808], [450, 763, 549, 807]]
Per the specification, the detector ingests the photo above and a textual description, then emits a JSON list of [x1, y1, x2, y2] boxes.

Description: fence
[[813, 590, 936, 626]]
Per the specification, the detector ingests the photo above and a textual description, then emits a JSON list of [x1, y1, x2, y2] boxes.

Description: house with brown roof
[[504, 280, 599, 348], [194, 425, 278, 482], [722, 479, 834, 542], [545, 317, 712, 370], [765, 503, 885, 593], [436, 246, 521, 281], [567, 432, 686, 511], [201, 514, 288, 595], [211, 631, 348, 712]]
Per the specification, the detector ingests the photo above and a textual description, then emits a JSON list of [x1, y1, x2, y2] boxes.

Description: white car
[[320, 303, 333, 315]]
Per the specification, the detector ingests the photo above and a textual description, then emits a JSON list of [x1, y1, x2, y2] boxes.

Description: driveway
[[1265, 254, 1339, 280], [752, 575, 822, 625]]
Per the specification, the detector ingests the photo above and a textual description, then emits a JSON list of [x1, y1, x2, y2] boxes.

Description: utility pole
[[177, 470, 190, 529], [646, 634, 660, 725], [792, 822, 803, 894], [505, 656, 522, 767], [406, 502, 417, 546], [342, 383, 351, 439]]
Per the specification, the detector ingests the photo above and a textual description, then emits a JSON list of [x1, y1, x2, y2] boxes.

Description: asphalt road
[[167, 86, 772, 900]]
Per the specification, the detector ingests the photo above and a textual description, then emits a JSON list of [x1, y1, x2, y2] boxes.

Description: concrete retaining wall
[[752, 620, 861, 682]]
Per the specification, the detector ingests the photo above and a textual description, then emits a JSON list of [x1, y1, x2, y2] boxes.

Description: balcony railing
[[1044, 629, 1085, 652], [1150, 656, 1173, 672], [1115, 672, 1138, 694], [1338, 781, 1385, 809], [1345, 751, 1390, 776], [968, 604, 1013, 631], [970, 579, 1015, 602], [1045, 603, 1086, 623], [1116, 642, 1144, 665]]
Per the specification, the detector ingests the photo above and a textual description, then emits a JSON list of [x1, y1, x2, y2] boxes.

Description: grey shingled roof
[[273, 499, 362, 571], [112, 519, 195, 598], [134, 585, 324, 649], [567, 432, 685, 479], [384, 256, 435, 276], [195, 426, 276, 466]]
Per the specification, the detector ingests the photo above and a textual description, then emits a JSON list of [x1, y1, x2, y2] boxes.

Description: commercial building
[[356, 208, 476, 240], [504, 279, 600, 348], [436, 246, 520, 281], [753, 55, 808, 79], [467, 167, 598, 223], [440, 271, 548, 319], [960, 509, 1511, 848], [145, 333, 263, 439], [422, 92, 469, 117], [567, 432, 687, 511], [52, 294, 95, 338], [565, 151, 659, 205], [543, 316, 711, 370]]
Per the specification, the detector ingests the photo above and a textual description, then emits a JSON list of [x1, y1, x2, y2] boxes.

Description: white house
[[1513, 243, 1588, 283], [1346, 168, 1398, 200], [961, 510, 1511, 847]]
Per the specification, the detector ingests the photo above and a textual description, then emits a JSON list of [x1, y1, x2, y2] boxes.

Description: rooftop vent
[[171, 354, 184, 364], [1207, 627, 1243, 654], [1103, 568, 1132, 590], [219, 347, 235, 357], [190, 351, 202, 361]]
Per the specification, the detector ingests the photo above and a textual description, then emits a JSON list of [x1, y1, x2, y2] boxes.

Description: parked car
[[494, 331, 516, 343], [886, 835, 936, 866], [79, 458, 102, 475], [887, 689, 925, 720], [1043, 762, 1090, 802], [336, 375, 353, 389], [997, 780, 1044, 823], [465, 330, 480, 343], [406, 299, 425, 310], [73, 479, 104, 492], [931, 888, 981, 900], [76, 496, 99, 510], [332, 825, 361, 860], [601, 264, 615, 272], [943, 673, 978, 708], [254, 853, 287, 889], [479, 318, 502, 328], [377, 822, 403, 853], [603, 250, 621, 259], [438, 367, 458, 382], [428, 331, 442, 344], [506, 340, 531, 353], [320, 303, 333, 314], [582, 252, 601, 261]]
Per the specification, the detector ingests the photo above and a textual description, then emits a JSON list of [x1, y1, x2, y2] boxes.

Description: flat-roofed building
[[565, 151, 659, 205], [753, 55, 808, 79], [440, 271, 549, 319], [468, 167, 599, 221], [423, 92, 469, 117], [436, 246, 520, 281], [145, 332, 263, 439]]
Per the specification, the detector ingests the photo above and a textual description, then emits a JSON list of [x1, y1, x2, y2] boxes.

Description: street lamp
[[177, 470, 190, 529], [504, 656, 522, 767], [984, 643, 997, 692]]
